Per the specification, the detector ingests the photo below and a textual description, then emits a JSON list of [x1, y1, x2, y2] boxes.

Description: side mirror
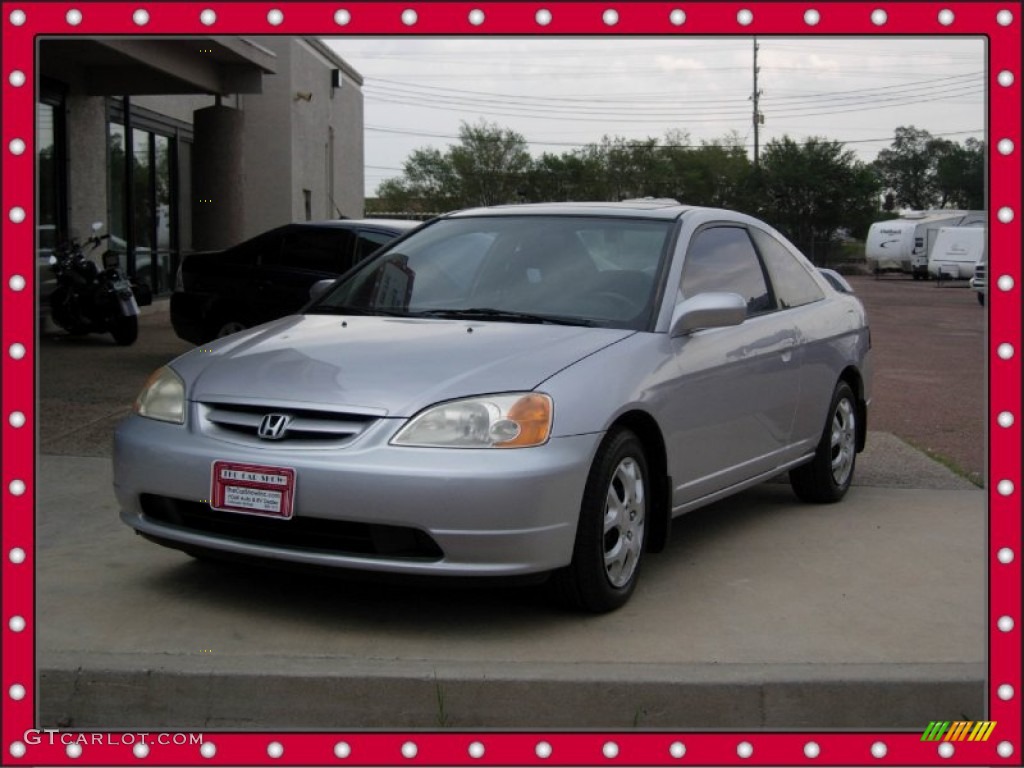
[[309, 278, 335, 302], [670, 292, 747, 336]]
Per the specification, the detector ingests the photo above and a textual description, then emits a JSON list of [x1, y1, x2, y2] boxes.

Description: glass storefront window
[[38, 102, 58, 254]]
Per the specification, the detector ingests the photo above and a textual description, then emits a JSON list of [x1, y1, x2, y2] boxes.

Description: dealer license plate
[[211, 461, 296, 519]]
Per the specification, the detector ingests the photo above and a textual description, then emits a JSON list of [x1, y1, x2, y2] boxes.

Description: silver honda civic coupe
[[114, 200, 871, 612]]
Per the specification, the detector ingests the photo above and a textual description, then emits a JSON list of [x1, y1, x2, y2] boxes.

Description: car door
[[662, 224, 803, 507], [254, 226, 356, 323]]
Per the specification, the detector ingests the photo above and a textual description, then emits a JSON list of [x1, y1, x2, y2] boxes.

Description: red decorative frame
[[1, 2, 1020, 766]]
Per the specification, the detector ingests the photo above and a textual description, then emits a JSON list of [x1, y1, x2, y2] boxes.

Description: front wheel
[[553, 429, 649, 613], [790, 381, 858, 503], [110, 315, 138, 346]]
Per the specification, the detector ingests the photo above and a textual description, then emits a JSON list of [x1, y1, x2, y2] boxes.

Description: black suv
[[171, 220, 419, 344]]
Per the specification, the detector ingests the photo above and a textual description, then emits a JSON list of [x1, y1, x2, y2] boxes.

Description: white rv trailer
[[927, 226, 987, 280], [865, 210, 986, 277]]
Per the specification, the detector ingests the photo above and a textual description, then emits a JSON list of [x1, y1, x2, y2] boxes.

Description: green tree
[[934, 137, 985, 210], [759, 136, 880, 263], [872, 126, 960, 210]]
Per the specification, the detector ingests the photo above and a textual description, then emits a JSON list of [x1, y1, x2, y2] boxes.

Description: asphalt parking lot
[[35, 276, 986, 730]]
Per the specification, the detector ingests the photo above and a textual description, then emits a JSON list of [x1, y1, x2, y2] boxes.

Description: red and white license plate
[[211, 461, 296, 519]]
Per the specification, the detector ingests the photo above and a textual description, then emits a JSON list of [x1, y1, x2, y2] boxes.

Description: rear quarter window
[[750, 228, 825, 309]]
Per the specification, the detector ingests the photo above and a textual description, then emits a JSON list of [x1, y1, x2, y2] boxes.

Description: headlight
[[392, 393, 552, 448], [133, 366, 185, 424]]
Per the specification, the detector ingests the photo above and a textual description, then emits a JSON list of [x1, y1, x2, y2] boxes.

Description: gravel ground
[[37, 275, 985, 488]]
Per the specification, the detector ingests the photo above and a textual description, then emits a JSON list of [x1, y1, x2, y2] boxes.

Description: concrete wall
[[132, 94, 220, 123], [237, 41, 293, 237], [65, 94, 108, 242], [332, 62, 365, 219]]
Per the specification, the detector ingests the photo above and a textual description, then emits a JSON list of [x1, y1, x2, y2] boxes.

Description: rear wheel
[[977, 292, 985, 306], [790, 381, 857, 503], [110, 315, 138, 346], [554, 429, 649, 613], [214, 319, 248, 338]]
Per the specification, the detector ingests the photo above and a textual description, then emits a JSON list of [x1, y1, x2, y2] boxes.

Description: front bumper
[[114, 413, 601, 576]]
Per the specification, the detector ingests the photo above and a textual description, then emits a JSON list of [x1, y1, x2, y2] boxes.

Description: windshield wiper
[[414, 307, 596, 327]]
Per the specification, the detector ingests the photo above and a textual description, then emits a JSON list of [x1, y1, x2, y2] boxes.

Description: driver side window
[[680, 226, 774, 315]]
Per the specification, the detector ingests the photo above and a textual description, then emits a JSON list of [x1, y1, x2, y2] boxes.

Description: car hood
[[179, 315, 634, 416]]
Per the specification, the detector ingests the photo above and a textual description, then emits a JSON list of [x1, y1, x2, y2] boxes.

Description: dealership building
[[38, 36, 365, 296]]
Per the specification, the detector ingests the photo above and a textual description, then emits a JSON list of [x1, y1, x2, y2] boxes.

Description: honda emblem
[[257, 413, 292, 440]]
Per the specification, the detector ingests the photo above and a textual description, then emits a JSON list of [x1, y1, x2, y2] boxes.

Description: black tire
[[790, 381, 858, 503], [977, 292, 985, 306], [553, 429, 649, 613], [212, 318, 249, 339], [110, 315, 138, 346]]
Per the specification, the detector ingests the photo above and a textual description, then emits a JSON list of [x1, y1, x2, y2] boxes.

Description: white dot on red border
[[997, 412, 1015, 428], [401, 9, 417, 25], [9, 742, 27, 758], [603, 742, 619, 758], [998, 343, 1015, 360], [669, 9, 685, 25], [536, 9, 552, 25], [200, 8, 216, 25], [870, 9, 887, 25], [133, 743, 149, 758], [9, 615, 26, 632], [334, 742, 351, 758], [65, 8, 82, 25], [997, 207, 1015, 223], [998, 139, 1015, 155], [9, 9, 26, 25], [871, 742, 887, 758], [804, 9, 820, 25], [8, 684, 25, 700], [938, 742, 954, 758], [536, 741, 552, 759], [669, 742, 686, 758], [66, 743, 82, 759], [997, 548, 1015, 564], [468, 741, 485, 758], [9, 70, 26, 87], [997, 742, 1014, 758], [9, 411, 27, 428], [9, 207, 26, 223], [998, 480, 1015, 496], [268, 9, 284, 25], [401, 742, 417, 759], [9, 275, 26, 291], [9, 548, 26, 564], [468, 9, 484, 25], [737, 9, 753, 25], [267, 741, 283, 758], [998, 70, 1015, 87], [938, 9, 954, 25], [200, 742, 216, 758], [997, 9, 1014, 25], [133, 9, 149, 25], [9, 138, 26, 155], [9, 480, 26, 496], [737, 741, 753, 758], [998, 275, 1015, 291], [603, 9, 618, 25], [804, 742, 821, 758], [997, 683, 1014, 699], [334, 9, 351, 25], [997, 615, 1014, 632], [9, 343, 26, 360]]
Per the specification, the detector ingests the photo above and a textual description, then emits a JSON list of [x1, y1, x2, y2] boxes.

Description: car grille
[[199, 401, 379, 447], [139, 494, 444, 561]]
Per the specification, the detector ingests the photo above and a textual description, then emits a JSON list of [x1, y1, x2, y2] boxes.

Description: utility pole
[[752, 37, 763, 168]]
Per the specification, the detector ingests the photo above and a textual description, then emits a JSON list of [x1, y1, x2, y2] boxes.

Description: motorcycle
[[48, 222, 149, 346]]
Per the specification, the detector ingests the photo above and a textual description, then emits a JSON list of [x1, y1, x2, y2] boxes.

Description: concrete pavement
[[36, 447, 985, 730]]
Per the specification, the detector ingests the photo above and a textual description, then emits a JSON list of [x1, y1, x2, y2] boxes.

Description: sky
[[322, 37, 986, 197]]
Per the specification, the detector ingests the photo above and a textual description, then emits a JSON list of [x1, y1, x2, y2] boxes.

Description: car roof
[[445, 199, 696, 221], [292, 219, 421, 231]]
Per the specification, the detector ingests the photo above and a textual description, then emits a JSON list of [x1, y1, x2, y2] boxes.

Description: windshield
[[310, 216, 673, 330]]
